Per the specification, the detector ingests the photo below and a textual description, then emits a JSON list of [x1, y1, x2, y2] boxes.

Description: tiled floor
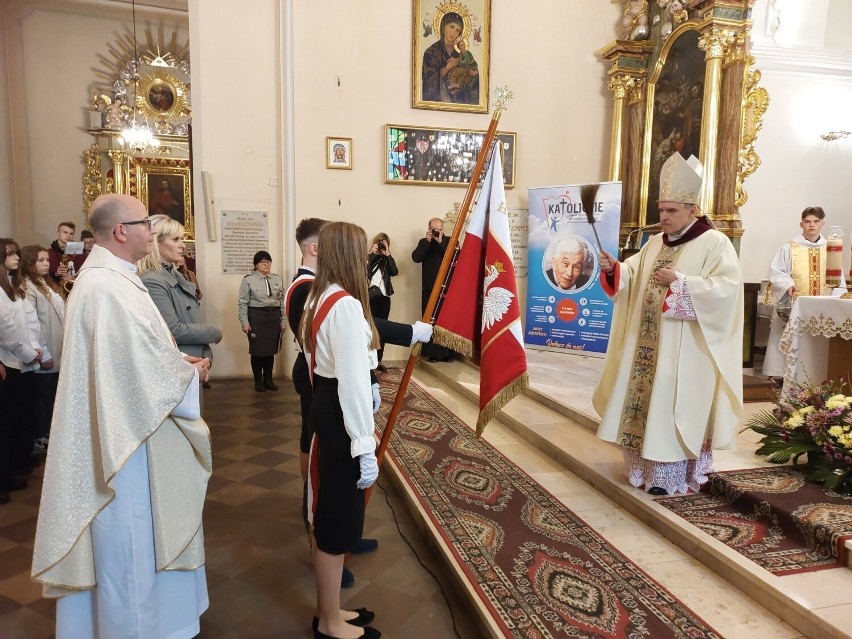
[[0, 378, 484, 639]]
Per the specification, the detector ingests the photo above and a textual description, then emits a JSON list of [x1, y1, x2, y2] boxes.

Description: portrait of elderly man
[[546, 236, 591, 291]]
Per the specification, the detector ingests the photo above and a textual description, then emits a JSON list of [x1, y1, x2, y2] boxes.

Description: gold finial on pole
[[493, 85, 514, 115]]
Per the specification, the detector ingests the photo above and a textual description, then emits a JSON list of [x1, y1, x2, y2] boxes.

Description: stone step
[[401, 358, 852, 639]]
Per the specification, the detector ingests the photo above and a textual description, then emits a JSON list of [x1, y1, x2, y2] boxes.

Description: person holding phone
[[411, 218, 452, 362], [367, 233, 398, 370]]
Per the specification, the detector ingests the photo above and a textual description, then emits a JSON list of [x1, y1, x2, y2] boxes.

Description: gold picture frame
[[640, 26, 706, 226], [412, 0, 491, 113], [132, 158, 193, 238], [326, 136, 353, 170], [385, 124, 516, 188]]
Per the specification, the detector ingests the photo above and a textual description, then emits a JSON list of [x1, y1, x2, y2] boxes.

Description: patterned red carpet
[[657, 467, 852, 575], [376, 369, 721, 638]]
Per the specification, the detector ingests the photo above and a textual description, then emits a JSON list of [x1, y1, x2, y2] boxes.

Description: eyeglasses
[[121, 218, 153, 230], [257, 259, 272, 265]]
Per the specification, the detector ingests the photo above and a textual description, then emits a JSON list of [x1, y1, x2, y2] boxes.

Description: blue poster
[[524, 182, 622, 355]]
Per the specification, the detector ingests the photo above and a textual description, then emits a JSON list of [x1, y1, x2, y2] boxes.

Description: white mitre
[[659, 153, 703, 204]]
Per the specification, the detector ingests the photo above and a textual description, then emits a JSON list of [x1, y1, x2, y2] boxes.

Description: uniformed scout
[[238, 250, 286, 392]]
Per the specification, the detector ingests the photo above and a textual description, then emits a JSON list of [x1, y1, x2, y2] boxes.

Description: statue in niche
[[622, 0, 649, 40], [103, 96, 129, 130]]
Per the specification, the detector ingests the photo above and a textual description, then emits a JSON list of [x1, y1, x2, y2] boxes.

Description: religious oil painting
[[135, 159, 193, 238], [645, 28, 705, 224], [326, 137, 353, 170], [412, 0, 491, 113], [386, 124, 515, 188]]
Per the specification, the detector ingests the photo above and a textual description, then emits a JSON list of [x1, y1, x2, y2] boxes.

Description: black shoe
[[352, 538, 378, 555], [341, 565, 354, 588], [648, 486, 668, 496], [375, 363, 387, 372], [312, 608, 375, 631], [263, 379, 278, 391], [255, 380, 266, 392], [314, 626, 381, 639], [0, 492, 9, 505]]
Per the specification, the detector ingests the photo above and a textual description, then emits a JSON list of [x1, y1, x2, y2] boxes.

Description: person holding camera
[[411, 218, 453, 362], [367, 233, 398, 371]]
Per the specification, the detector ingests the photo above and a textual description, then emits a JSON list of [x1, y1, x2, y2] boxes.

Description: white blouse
[[310, 284, 378, 457]]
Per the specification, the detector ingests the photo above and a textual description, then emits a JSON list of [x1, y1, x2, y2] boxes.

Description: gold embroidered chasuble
[[32, 245, 212, 597], [789, 241, 828, 299], [617, 244, 684, 449], [593, 231, 744, 463]]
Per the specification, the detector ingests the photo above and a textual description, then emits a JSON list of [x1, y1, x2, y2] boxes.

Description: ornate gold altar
[[81, 29, 194, 238], [600, 0, 768, 252]]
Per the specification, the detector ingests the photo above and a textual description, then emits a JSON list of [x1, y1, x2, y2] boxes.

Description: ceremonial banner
[[433, 145, 528, 435], [524, 182, 622, 355]]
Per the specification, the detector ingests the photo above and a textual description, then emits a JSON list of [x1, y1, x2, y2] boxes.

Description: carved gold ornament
[[736, 58, 769, 208], [82, 145, 104, 212]]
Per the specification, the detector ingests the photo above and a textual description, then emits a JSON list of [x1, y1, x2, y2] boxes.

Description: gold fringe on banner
[[432, 326, 475, 359], [476, 371, 530, 437]]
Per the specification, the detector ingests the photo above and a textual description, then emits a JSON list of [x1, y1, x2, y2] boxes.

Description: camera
[[377, 240, 386, 251], [431, 229, 440, 238]]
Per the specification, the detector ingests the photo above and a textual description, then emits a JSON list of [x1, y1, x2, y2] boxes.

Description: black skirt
[[310, 375, 365, 555], [247, 306, 281, 356]]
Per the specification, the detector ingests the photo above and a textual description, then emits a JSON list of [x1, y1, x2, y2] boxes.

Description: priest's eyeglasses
[[120, 218, 153, 231]]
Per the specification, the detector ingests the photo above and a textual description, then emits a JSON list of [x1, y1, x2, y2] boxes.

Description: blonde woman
[[300, 222, 380, 639], [21, 245, 65, 452], [137, 215, 222, 364]]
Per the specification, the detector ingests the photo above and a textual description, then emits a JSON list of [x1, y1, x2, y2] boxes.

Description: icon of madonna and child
[[421, 6, 481, 106]]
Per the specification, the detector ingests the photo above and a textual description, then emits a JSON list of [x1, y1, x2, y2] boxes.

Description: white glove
[[411, 321, 434, 345], [371, 383, 381, 413], [356, 451, 379, 489]]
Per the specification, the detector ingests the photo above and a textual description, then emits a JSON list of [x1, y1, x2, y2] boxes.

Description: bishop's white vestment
[[32, 244, 212, 639], [593, 227, 743, 493]]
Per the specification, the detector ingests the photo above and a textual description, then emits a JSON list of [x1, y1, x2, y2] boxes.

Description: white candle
[[826, 227, 844, 290]]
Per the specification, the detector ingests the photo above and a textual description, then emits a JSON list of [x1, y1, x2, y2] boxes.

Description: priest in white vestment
[[762, 206, 846, 378], [593, 153, 743, 495], [32, 194, 213, 639]]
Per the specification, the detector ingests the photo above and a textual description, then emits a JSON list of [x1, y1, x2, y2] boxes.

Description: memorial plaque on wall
[[508, 208, 528, 278], [220, 210, 269, 274]]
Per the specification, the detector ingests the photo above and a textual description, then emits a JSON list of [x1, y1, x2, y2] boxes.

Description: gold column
[[715, 30, 748, 234], [624, 79, 646, 233], [107, 150, 129, 194], [606, 75, 630, 181], [697, 28, 736, 218]]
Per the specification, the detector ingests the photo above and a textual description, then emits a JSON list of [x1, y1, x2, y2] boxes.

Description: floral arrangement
[[743, 379, 852, 494]]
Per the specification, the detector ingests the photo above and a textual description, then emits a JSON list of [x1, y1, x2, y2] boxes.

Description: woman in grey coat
[[137, 215, 222, 367]]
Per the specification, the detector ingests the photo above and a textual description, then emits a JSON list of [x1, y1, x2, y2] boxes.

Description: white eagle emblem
[[482, 262, 513, 331]]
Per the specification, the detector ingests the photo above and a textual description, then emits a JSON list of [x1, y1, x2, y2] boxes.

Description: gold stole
[[789, 242, 827, 299], [617, 243, 684, 449]]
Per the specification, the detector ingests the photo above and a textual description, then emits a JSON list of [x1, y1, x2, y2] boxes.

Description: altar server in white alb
[[594, 153, 744, 495], [32, 193, 212, 639], [761, 206, 846, 379]]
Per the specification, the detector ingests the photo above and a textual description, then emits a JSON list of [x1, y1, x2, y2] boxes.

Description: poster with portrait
[[525, 182, 622, 356], [412, 0, 490, 113]]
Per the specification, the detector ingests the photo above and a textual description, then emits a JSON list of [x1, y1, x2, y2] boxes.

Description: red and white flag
[[433, 143, 529, 436]]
